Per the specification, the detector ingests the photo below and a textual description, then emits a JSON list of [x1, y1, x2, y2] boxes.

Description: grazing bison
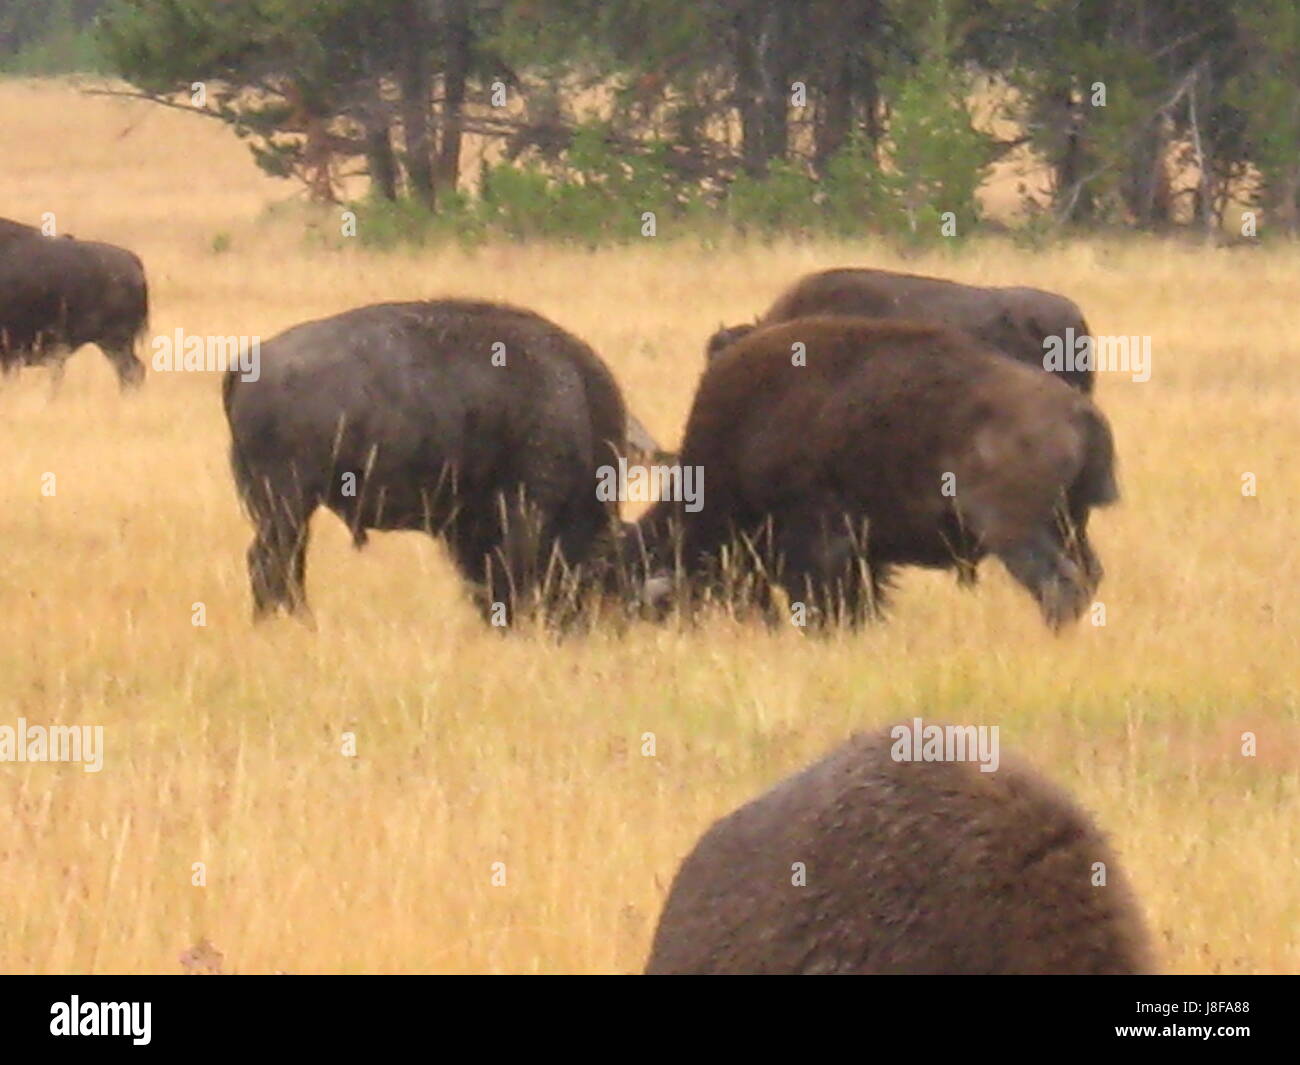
[[636, 317, 1117, 629], [224, 299, 628, 624], [708, 266, 1095, 392], [0, 218, 147, 388], [645, 727, 1153, 975]]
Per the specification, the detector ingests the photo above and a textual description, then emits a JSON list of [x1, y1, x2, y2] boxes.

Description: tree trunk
[[732, 1, 793, 174], [435, 0, 471, 192], [1124, 120, 1172, 230], [365, 120, 398, 201], [757, 2, 792, 163], [858, 50, 882, 147], [814, 0, 883, 172], [397, 0, 435, 206], [733, 4, 766, 175], [814, 61, 852, 175], [1055, 87, 1095, 223]]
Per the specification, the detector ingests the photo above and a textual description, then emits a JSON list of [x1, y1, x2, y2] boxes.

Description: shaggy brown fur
[[708, 266, 1095, 392], [638, 316, 1117, 629], [224, 299, 627, 624], [645, 727, 1153, 975], [0, 219, 148, 389]]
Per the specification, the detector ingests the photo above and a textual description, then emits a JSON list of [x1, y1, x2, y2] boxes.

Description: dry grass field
[[0, 78, 1296, 975]]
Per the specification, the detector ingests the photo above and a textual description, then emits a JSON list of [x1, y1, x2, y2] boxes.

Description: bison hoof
[[1036, 571, 1092, 631]]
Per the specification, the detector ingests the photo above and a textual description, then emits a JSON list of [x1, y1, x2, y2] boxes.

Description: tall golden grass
[[0, 78, 1295, 974]]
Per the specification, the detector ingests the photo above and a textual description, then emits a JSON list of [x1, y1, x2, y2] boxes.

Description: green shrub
[[726, 159, 822, 238]]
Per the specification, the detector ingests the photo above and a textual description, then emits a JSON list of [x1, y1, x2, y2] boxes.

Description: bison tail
[[221, 364, 239, 417], [137, 276, 150, 346], [222, 377, 258, 525], [1077, 406, 1119, 507], [126, 257, 151, 359], [226, 432, 255, 523]]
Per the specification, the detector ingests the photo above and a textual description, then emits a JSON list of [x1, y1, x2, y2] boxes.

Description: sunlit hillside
[[0, 77, 1296, 974]]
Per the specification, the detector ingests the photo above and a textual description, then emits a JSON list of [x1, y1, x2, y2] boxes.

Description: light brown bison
[[645, 727, 1153, 975], [0, 217, 147, 388], [224, 299, 629, 624], [635, 317, 1117, 629], [707, 266, 1095, 392]]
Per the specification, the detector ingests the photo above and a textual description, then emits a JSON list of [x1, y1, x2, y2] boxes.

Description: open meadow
[[0, 78, 1296, 974]]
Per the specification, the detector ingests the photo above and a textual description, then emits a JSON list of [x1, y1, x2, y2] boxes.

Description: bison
[[224, 299, 631, 624], [645, 726, 1153, 975], [0, 218, 147, 389], [635, 317, 1117, 629], [707, 266, 1095, 392]]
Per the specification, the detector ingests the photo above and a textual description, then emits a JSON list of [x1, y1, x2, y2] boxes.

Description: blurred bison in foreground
[[224, 300, 628, 624], [0, 217, 147, 388], [646, 726, 1153, 975], [708, 266, 1095, 392], [638, 317, 1117, 629]]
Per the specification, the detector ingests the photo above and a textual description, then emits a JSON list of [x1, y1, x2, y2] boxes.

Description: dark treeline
[[8, 1, 1300, 241], [0, 0, 109, 72]]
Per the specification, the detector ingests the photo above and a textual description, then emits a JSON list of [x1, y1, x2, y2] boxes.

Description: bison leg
[[797, 551, 888, 628], [1070, 519, 1104, 589], [487, 484, 610, 628], [996, 520, 1098, 631], [447, 491, 549, 628], [103, 342, 146, 390], [246, 496, 316, 619], [774, 513, 883, 628]]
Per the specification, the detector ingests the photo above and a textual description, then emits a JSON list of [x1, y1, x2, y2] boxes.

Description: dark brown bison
[[0, 218, 147, 388], [708, 266, 1095, 392], [636, 317, 1117, 629], [645, 726, 1153, 975], [223, 299, 628, 624]]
